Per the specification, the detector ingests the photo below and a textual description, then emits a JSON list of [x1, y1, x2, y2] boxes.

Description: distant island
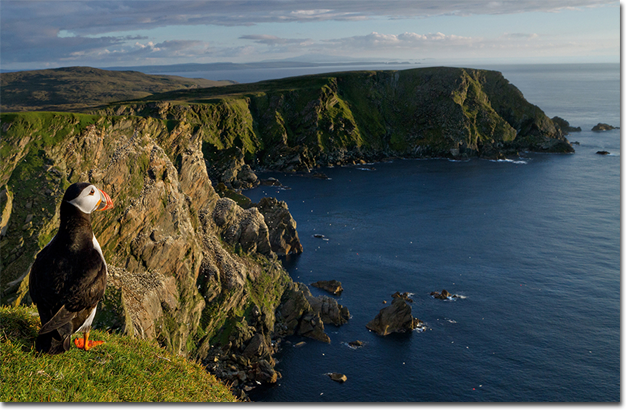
[[1, 65, 573, 400]]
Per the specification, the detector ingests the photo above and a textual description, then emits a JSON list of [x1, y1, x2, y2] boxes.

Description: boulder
[[596, 151, 610, 155], [327, 373, 347, 383], [348, 340, 364, 348], [311, 280, 343, 295], [366, 295, 420, 336]]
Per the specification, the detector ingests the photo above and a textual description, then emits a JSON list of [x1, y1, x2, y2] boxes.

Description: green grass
[[0, 305, 238, 402]]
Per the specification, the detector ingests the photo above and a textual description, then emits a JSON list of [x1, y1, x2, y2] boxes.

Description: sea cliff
[[94, 67, 573, 187]]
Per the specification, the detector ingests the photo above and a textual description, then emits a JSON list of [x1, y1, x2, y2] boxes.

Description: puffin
[[29, 182, 113, 354]]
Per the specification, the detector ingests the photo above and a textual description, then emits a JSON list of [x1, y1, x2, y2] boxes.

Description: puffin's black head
[[63, 182, 114, 215]]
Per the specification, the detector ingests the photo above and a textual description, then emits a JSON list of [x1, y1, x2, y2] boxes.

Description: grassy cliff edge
[[0, 305, 238, 402]]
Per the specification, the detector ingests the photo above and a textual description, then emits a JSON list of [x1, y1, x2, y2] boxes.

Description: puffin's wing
[[36, 247, 107, 336], [39, 305, 78, 335], [65, 247, 108, 313]]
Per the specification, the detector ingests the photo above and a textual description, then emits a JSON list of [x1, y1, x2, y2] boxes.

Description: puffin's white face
[[67, 184, 114, 214]]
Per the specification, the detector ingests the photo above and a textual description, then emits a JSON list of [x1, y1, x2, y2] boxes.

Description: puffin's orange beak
[[96, 189, 114, 211]]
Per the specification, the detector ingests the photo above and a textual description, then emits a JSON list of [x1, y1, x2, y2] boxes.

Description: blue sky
[[0, 1, 621, 71]]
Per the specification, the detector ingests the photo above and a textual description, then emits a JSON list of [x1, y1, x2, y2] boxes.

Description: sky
[[0, 0, 621, 71]]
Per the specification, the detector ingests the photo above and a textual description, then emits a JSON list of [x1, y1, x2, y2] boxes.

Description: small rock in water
[[596, 151, 610, 155], [430, 289, 450, 299], [311, 280, 343, 295], [348, 340, 364, 348], [327, 373, 347, 383]]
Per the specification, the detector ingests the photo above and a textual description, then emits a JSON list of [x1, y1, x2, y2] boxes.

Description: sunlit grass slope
[[0, 305, 238, 402]]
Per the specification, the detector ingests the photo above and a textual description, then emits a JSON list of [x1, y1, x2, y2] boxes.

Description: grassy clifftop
[[0, 305, 238, 402], [0, 66, 236, 113]]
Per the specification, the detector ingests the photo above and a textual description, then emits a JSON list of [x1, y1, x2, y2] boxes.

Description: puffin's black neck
[[58, 201, 93, 244]]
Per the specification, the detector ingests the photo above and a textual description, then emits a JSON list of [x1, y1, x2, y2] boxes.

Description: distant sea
[[191, 63, 621, 401]]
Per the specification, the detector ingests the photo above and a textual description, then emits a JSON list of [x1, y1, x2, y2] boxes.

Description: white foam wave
[[414, 324, 428, 332], [489, 158, 528, 164]]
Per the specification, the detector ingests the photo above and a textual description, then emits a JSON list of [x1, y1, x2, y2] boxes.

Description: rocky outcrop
[[274, 283, 329, 343], [311, 280, 343, 295], [430, 289, 461, 300], [274, 282, 350, 343], [255, 197, 302, 256], [366, 293, 421, 336], [305, 295, 350, 326], [212, 197, 272, 256], [552, 116, 581, 134], [592, 123, 619, 131]]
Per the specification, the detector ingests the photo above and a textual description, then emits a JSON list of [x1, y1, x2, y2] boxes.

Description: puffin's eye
[[89, 188, 95, 196]]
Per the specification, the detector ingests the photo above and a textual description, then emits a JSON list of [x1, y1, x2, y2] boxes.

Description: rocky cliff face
[[0, 112, 302, 398], [95, 67, 573, 181]]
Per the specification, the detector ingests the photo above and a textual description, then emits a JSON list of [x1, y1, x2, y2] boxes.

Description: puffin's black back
[[29, 182, 107, 354]]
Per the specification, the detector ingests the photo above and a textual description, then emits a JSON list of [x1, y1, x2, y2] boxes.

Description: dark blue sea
[[235, 64, 620, 402]]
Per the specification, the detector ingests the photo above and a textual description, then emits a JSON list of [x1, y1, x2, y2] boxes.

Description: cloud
[[239, 35, 312, 46], [324, 31, 475, 52], [501, 32, 540, 40], [1, 1, 615, 35], [0, 1, 617, 69]]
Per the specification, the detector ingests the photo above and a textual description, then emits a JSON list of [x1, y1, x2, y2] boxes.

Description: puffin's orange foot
[[74, 338, 104, 350]]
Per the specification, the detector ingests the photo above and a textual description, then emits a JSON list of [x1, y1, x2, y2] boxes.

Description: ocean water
[[238, 64, 620, 402]]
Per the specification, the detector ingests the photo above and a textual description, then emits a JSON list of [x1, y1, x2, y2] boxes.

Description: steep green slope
[[0, 305, 238, 402], [0, 66, 236, 113]]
